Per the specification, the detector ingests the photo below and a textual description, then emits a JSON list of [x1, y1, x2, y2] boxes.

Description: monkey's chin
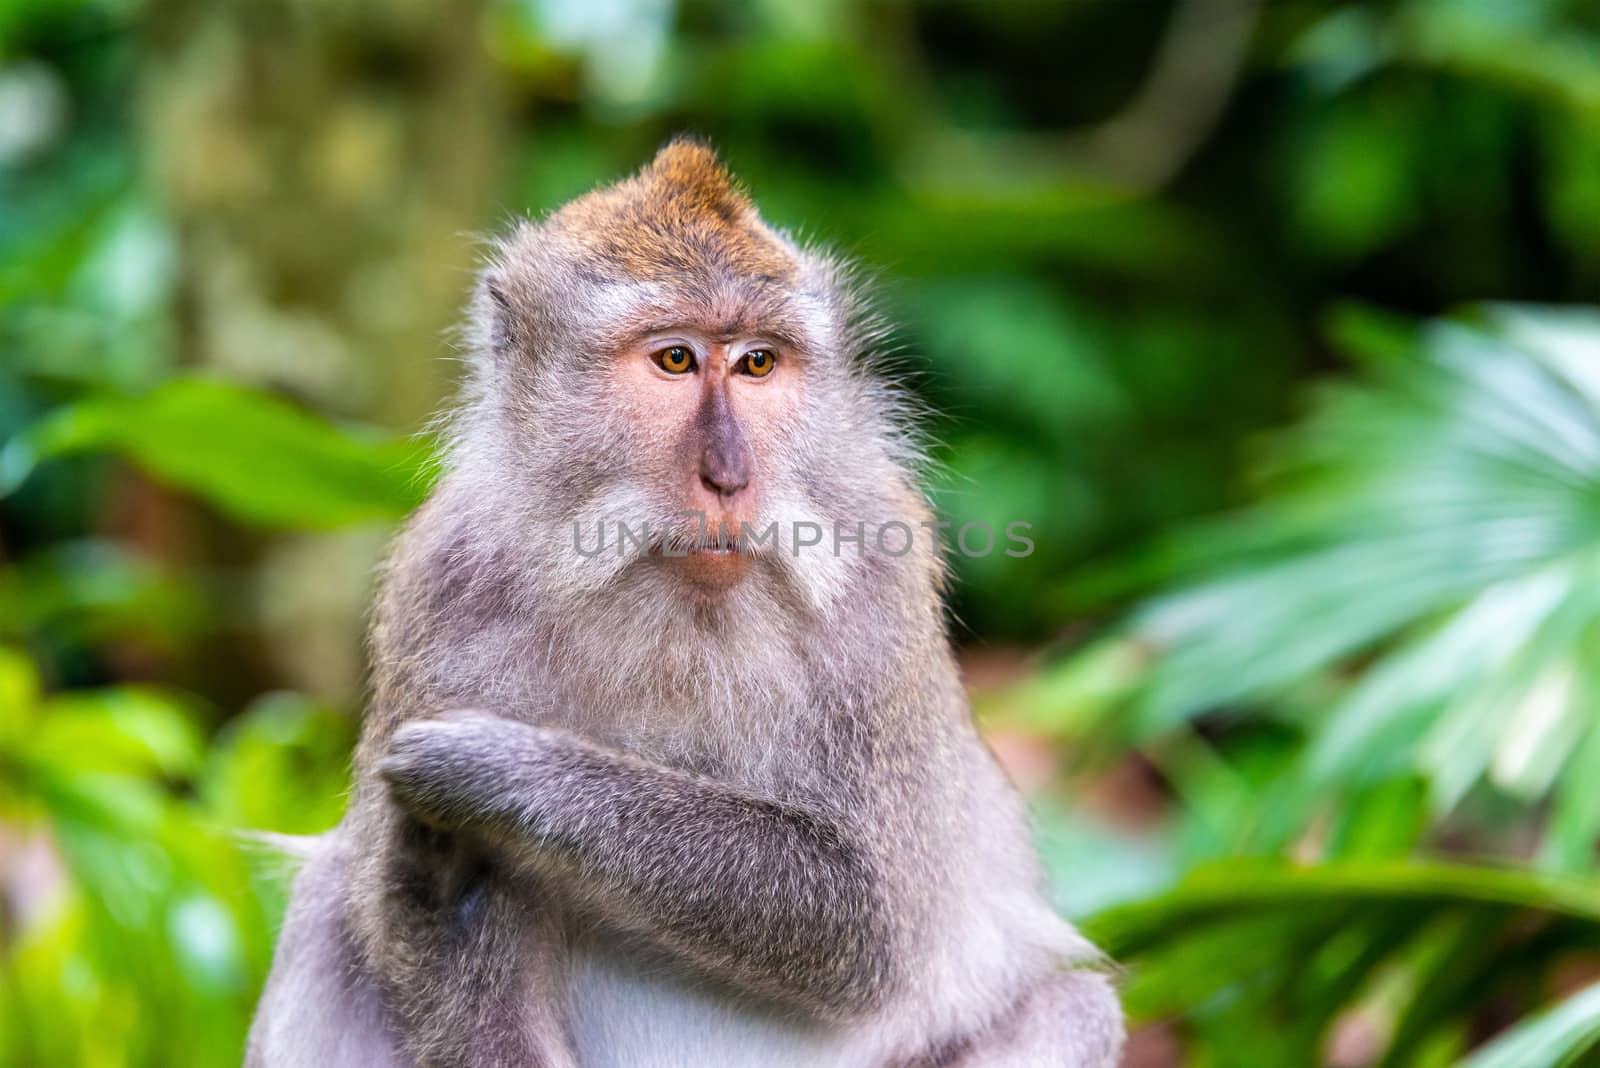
[[659, 548, 751, 596]]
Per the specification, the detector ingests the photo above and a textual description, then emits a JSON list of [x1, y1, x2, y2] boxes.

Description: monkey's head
[[453, 138, 929, 623]]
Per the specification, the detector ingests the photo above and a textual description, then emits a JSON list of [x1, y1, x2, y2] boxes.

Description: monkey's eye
[[739, 349, 777, 378], [652, 345, 696, 375]]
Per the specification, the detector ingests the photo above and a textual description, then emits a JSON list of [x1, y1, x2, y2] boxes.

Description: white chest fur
[[564, 935, 875, 1068]]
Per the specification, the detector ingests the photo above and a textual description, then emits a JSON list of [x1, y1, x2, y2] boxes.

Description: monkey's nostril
[[700, 469, 748, 498], [700, 448, 751, 498]]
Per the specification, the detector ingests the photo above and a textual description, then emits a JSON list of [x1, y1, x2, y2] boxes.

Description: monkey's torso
[[249, 486, 1120, 1066]]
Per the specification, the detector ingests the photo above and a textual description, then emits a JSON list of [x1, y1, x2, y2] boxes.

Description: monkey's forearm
[[380, 714, 895, 1016]]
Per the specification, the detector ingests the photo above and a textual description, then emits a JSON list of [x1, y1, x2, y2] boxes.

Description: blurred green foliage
[[4, 0, 1600, 1064], [1017, 306, 1600, 1065]]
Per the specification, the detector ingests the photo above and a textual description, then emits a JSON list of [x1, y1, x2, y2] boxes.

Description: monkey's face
[[608, 323, 798, 594], [516, 274, 861, 612]]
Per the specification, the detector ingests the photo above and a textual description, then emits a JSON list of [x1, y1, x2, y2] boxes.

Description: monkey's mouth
[[653, 526, 751, 558], [652, 531, 753, 590]]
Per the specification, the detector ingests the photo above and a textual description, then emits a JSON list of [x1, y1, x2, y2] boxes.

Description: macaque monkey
[[246, 138, 1123, 1067]]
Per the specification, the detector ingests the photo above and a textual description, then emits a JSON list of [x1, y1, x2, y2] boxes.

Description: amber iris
[[654, 345, 695, 374], [740, 349, 776, 377]]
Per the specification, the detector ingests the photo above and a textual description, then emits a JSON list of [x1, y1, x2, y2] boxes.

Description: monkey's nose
[[699, 444, 751, 499]]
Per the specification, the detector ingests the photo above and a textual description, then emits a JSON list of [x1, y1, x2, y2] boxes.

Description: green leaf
[[0, 540, 207, 651], [30, 687, 206, 780], [1092, 860, 1600, 1064], [202, 691, 353, 835], [1092, 861, 1600, 954], [0, 645, 39, 736], [1457, 979, 1600, 1068], [1053, 306, 1600, 830], [2, 377, 437, 529]]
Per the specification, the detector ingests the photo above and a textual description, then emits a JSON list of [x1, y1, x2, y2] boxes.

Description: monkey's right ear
[[476, 269, 519, 363]]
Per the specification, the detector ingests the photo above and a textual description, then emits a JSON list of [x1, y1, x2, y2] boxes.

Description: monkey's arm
[[378, 713, 894, 1018]]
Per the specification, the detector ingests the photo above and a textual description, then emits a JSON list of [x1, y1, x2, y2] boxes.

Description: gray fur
[[247, 141, 1123, 1067]]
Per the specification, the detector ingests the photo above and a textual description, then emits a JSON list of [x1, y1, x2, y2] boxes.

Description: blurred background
[[4, 0, 1600, 1064]]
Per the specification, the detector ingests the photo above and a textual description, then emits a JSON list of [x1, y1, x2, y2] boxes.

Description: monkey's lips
[[655, 542, 752, 591]]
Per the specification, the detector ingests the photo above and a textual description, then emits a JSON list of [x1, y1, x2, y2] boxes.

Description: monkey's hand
[[378, 712, 555, 831], [377, 712, 895, 1019]]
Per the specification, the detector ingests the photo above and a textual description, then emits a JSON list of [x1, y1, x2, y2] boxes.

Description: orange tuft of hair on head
[[555, 137, 795, 283]]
